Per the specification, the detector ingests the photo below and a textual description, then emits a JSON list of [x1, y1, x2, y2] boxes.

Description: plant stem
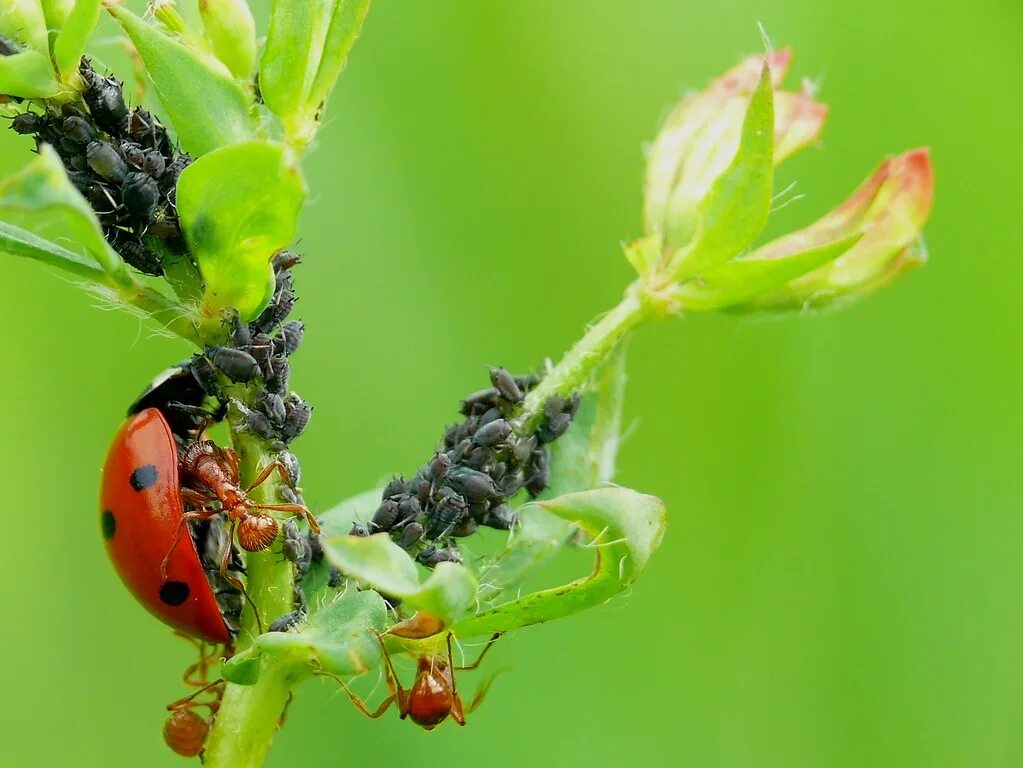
[[517, 281, 664, 431], [202, 418, 297, 768]]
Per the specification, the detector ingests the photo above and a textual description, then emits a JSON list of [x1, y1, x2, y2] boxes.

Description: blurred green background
[[1, 1, 1021, 766]]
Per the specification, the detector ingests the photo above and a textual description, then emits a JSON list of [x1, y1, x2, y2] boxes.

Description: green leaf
[[108, 4, 256, 157], [224, 590, 388, 684], [0, 48, 59, 97], [317, 487, 381, 536], [669, 65, 775, 283], [324, 534, 478, 625], [41, 0, 74, 29], [0, 146, 125, 279], [0, 0, 49, 52], [453, 487, 666, 638], [677, 232, 863, 311], [176, 140, 305, 320], [0, 219, 104, 281], [259, 0, 327, 125], [52, 0, 100, 80], [306, 0, 370, 114], [476, 348, 630, 599], [199, 0, 258, 80], [623, 235, 662, 282]]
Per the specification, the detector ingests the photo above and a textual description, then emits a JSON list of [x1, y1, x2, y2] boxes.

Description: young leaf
[[0, 49, 59, 97], [0, 220, 104, 281], [53, 0, 101, 80], [0, 146, 125, 280], [41, 0, 74, 29], [305, 0, 371, 115], [199, 0, 257, 80], [176, 140, 305, 320], [324, 534, 478, 625], [107, 4, 256, 157], [669, 65, 775, 283], [676, 232, 862, 311], [0, 0, 49, 52], [223, 589, 388, 684], [259, 0, 326, 124], [453, 487, 666, 638]]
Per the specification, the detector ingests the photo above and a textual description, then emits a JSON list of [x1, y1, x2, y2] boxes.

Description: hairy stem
[[202, 421, 296, 767], [518, 281, 664, 431]]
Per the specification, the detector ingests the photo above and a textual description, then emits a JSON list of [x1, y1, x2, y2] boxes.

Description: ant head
[[406, 657, 456, 730], [237, 513, 278, 552]]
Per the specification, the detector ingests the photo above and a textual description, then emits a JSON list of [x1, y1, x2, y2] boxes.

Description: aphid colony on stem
[[4, 46, 594, 756], [10, 59, 191, 276], [363, 366, 582, 565]]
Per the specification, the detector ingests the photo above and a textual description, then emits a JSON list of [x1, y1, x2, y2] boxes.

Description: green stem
[[518, 281, 659, 431], [112, 277, 201, 345], [202, 416, 297, 767]]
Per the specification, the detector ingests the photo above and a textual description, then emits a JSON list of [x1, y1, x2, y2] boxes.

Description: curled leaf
[[454, 487, 666, 638], [0, 146, 124, 279]]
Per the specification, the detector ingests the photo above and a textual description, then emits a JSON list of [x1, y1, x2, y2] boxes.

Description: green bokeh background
[[1, 1, 1020, 766]]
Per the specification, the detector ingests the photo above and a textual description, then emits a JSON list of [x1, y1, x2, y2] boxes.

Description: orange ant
[[328, 632, 502, 730], [163, 440, 320, 585], [163, 679, 225, 757]]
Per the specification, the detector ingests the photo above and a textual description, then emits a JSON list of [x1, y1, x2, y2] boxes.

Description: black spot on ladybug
[[129, 464, 159, 491], [159, 581, 190, 606], [101, 510, 116, 539]]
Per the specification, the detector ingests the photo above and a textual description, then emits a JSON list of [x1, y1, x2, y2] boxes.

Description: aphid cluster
[[9, 59, 190, 275], [363, 367, 580, 564]]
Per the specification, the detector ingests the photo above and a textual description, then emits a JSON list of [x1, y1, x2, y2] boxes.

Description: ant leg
[[166, 679, 224, 713], [223, 448, 240, 480], [373, 630, 409, 714], [244, 460, 290, 493], [161, 508, 218, 578], [317, 672, 396, 719], [250, 503, 321, 535], [464, 671, 503, 715], [218, 520, 263, 633], [455, 632, 502, 671]]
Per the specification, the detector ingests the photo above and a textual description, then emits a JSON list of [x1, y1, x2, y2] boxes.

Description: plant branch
[[201, 412, 300, 767], [517, 281, 670, 431]]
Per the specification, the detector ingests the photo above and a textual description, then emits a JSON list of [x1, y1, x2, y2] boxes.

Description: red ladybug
[[100, 408, 232, 644]]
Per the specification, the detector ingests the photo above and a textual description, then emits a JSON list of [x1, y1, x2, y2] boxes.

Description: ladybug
[[100, 408, 232, 644]]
